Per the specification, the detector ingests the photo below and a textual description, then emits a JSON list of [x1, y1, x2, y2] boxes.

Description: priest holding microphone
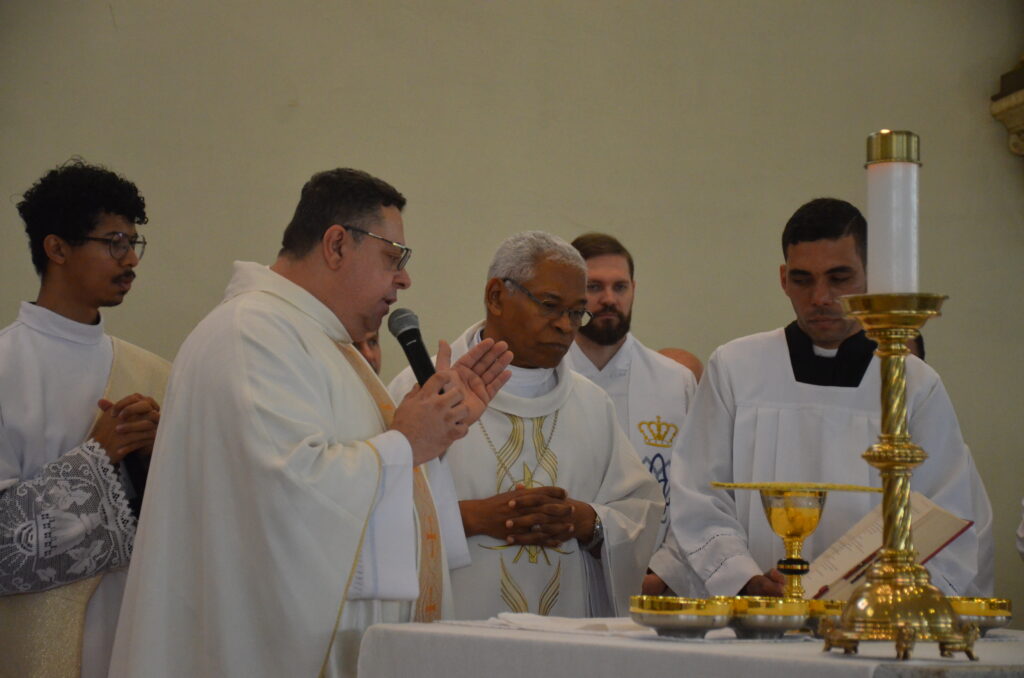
[[109, 168, 513, 678]]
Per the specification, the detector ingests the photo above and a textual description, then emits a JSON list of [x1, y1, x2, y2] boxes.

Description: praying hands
[[459, 484, 600, 550], [89, 393, 162, 463]]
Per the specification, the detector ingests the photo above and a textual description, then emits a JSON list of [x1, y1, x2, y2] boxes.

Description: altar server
[[671, 198, 993, 598], [109, 168, 512, 678], [0, 160, 168, 678], [563, 233, 700, 597], [391, 231, 663, 619]]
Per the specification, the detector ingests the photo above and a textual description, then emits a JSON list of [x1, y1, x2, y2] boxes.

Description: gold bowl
[[806, 599, 845, 638], [730, 597, 809, 640], [629, 595, 733, 639], [948, 597, 1013, 637]]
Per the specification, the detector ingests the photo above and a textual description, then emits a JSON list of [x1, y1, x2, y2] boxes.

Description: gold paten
[[866, 130, 920, 165], [731, 596, 809, 639], [629, 596, 733, 638], [630, 595, 734, 615], [732, 596, 809, 616], [823, 292, 979, 661]]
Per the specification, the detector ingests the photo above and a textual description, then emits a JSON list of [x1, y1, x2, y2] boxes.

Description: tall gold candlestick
[[821, 293, 978, 660]]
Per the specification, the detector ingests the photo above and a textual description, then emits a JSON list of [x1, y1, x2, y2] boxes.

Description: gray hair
[[486, 231, 587, 283]]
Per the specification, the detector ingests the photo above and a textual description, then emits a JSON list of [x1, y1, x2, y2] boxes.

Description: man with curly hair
[[0, 160, 169, 678]]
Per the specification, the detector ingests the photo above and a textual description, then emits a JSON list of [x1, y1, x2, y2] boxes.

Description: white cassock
[[110, 262, 459, 678], [0, 302, 169, 678], [670, 327, 994, 598], [390, 322, 663, 619], [565, 335, 701, 595]]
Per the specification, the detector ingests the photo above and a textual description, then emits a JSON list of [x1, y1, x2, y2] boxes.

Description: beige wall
[[2, 1, 1022, 623]]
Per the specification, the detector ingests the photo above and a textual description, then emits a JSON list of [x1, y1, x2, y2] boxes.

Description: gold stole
[[0, 338, 169, 678], [335, 342, 443, 622]]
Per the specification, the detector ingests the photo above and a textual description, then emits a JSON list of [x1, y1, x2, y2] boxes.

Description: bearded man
[[562, 233, 700, 596]]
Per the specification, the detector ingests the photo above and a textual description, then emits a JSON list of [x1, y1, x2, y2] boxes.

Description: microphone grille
[[387, 308, 420, 337]]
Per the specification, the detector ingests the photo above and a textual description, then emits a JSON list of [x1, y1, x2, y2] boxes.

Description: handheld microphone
[[387, 308, 436, 386]]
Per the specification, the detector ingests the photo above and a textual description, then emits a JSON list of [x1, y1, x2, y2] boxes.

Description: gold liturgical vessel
[[760, 487, 823, 600], [713, 481, 878, 601]]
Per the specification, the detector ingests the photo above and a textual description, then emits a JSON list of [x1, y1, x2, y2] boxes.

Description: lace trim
[[0, 440, 136, 594], [83, 439, 138, 550]]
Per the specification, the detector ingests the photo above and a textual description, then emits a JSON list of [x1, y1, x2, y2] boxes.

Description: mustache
[[594, 304, 625, 318]]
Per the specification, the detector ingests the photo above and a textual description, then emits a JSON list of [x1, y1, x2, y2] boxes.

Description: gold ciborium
[[713, 482, 878, 600], [822, 293, 978, 661]]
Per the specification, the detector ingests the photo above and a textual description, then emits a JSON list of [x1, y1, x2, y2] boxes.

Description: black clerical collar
[[785, 321, 876, 387]]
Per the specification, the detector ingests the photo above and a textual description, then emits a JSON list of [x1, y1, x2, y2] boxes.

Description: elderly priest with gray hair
[[391, 231, 663, 619]]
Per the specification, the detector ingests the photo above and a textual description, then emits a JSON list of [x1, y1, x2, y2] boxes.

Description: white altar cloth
[[358, 620, 1024, 678]]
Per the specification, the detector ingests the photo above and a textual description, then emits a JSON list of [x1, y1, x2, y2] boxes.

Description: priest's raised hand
[[390, 339, 512, 465], [448, 337, 513, 425]]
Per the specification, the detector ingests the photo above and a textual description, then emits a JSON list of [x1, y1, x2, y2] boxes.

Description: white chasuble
[[0, 302, 170, 678], [670, 328, 994, 598], [391, 322, 663, 620], [110, 263, 453, 678], [565, 335, 700, 595]]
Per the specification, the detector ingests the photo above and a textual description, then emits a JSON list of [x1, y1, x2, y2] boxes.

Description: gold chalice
[[713, 482, 881, 600]]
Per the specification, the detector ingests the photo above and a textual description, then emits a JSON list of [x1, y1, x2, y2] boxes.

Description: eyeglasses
[[81, 232, 147, 260], [503, 278, 592, 327], [345, 226, 412, 271]]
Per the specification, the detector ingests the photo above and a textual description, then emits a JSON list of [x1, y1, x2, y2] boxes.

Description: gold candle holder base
[[823, 293, 978, 661]]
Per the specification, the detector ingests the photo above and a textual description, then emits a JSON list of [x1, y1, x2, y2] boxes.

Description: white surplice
[[109, 262, 457, 678], [670, 328, 994, 598], [0, 302, 169, 678], [565, 335, 701, 595], [390, 322, 663, 619]]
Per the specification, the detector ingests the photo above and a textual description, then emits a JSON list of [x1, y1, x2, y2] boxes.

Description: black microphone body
[[387, 308, 436, 386]]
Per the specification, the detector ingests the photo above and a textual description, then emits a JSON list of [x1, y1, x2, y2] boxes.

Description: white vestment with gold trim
[[391, 322, 663, 620], [565, 335, 701, 595], [109, 262, 455, 678]]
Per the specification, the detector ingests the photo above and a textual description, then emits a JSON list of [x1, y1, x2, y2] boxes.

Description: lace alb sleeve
[[0, 439, 136, 594]]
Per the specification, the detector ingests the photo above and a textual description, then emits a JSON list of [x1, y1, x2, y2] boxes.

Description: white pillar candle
[[866, 130, 920, 294]]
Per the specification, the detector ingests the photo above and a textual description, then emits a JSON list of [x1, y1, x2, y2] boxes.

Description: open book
[[802, 491, 972, 600]]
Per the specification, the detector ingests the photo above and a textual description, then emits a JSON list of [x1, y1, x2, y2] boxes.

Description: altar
[[357, 619, 1024, 678]]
